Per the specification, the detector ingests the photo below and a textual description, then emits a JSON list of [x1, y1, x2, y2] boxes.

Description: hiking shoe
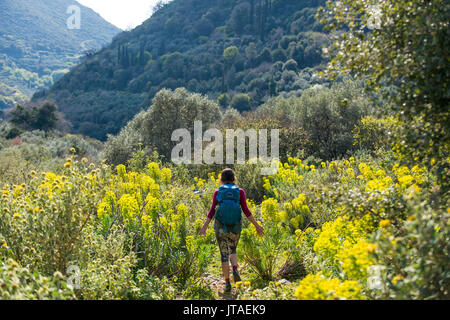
[[233, 269, 241, 283], [225, 283, 232, 292]]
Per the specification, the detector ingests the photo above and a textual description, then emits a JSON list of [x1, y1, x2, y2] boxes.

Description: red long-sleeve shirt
[[207, 188, 253, 219]]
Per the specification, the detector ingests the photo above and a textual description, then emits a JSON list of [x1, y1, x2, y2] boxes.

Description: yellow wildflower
[[116, 164, 126, 177], [379, 219, 391, 228], [392, 275, 404, 285], [277, 210, 289, 222], [366, 243, 377, 253], [295, 273, 364, 300]]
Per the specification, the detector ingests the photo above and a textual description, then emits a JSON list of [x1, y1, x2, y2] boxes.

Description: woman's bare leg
[[229, 253, 238, 268], [221, 262, 230, 280]]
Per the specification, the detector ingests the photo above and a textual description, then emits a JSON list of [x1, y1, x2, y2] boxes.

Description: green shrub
[[5, 127, 22, 139], [10, 102, 58, 131], [353, 116, 399, 153], [369, 202, 450, 299], [240, 222, 287, 281], [0, 258, 75, 300], [231, 93, 251, 112], [76, 226, 139, 300], [217, 93, 230, 108], [0, 158, 106, 274]]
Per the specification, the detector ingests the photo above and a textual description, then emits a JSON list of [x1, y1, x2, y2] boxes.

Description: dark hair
[[220, 168, 236, 185]]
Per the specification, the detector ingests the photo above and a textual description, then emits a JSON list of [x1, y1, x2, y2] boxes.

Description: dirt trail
[[202, 273, 238, 300]]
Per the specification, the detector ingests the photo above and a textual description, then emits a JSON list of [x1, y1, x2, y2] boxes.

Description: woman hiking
[[198, 168, 264, 292]]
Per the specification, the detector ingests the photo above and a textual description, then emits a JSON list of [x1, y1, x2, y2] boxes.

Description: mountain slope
[[36, 0, 328, 140], [0, 0, 121, 108]]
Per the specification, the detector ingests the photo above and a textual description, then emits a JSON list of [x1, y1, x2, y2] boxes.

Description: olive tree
[[104, 88, 222, 165]]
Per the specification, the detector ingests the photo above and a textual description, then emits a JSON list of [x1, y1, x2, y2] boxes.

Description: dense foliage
[[318, 0, 450, 197], [104, 82, 377, 167], [9, 103, 58, 132], [0, 0, 120, 108], [0, 122, 103, 186]]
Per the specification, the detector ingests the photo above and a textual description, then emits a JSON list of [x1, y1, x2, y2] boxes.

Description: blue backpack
[[215, 184, 242, 233]]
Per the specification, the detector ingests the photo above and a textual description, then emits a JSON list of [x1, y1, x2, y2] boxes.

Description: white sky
[[77, 0, 159, 30]]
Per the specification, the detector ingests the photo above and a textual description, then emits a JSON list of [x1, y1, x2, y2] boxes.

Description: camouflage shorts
[[215, 220, 241, 263]]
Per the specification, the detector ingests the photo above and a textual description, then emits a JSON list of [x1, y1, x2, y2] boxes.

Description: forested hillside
[[36, 0, 328, 140], [0, 0, 448, 302], [0, 0, 121, 109]]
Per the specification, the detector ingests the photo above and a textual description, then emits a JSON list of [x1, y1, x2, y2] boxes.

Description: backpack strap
[[217, 184, 240, 202]]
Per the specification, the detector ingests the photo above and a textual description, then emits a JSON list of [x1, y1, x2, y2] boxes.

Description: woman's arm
[[240, 189, 264, 236], [198, 217, 211, 236], [199, 191, 218, 236], [247, 213, 265, 236]]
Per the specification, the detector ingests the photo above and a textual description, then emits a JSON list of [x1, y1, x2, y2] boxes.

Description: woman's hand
[[248, 215, 264, 237], [256, 224, 264, 237], [198, 226, 207, 236], [198, 218, 211, 236]]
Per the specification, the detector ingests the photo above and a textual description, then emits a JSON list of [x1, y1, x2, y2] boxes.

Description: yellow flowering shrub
[[0, 158, 106, 274], [295, 272, 365, 300], [147, 162, 161, 181], [160, 168, 172, 184], [116, 164, 126, 178], [336, 240, 376, 281], [261, 198, 279, 223], [97, 191, 117, 220], [118, 194, 140, 222], [313, 214, 374, 258], [310, 213, 377, 283]]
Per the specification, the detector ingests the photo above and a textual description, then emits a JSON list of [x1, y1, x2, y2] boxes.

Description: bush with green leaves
[[236, 280, 298, 300], [318, 0, 450, 196], [10, 102, 58, 131], [353, 116, 399, 153], [0, 258, 75, 300], [0, 123, 103, 185], [0, 157, 106, 274], [217, 93, 231, 108], [257, 81, 372, 160], [230, 93, 251, 112], [239, 207, 290, 281], [75, 226, 139, 300], [368, 201, 450, 299]]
